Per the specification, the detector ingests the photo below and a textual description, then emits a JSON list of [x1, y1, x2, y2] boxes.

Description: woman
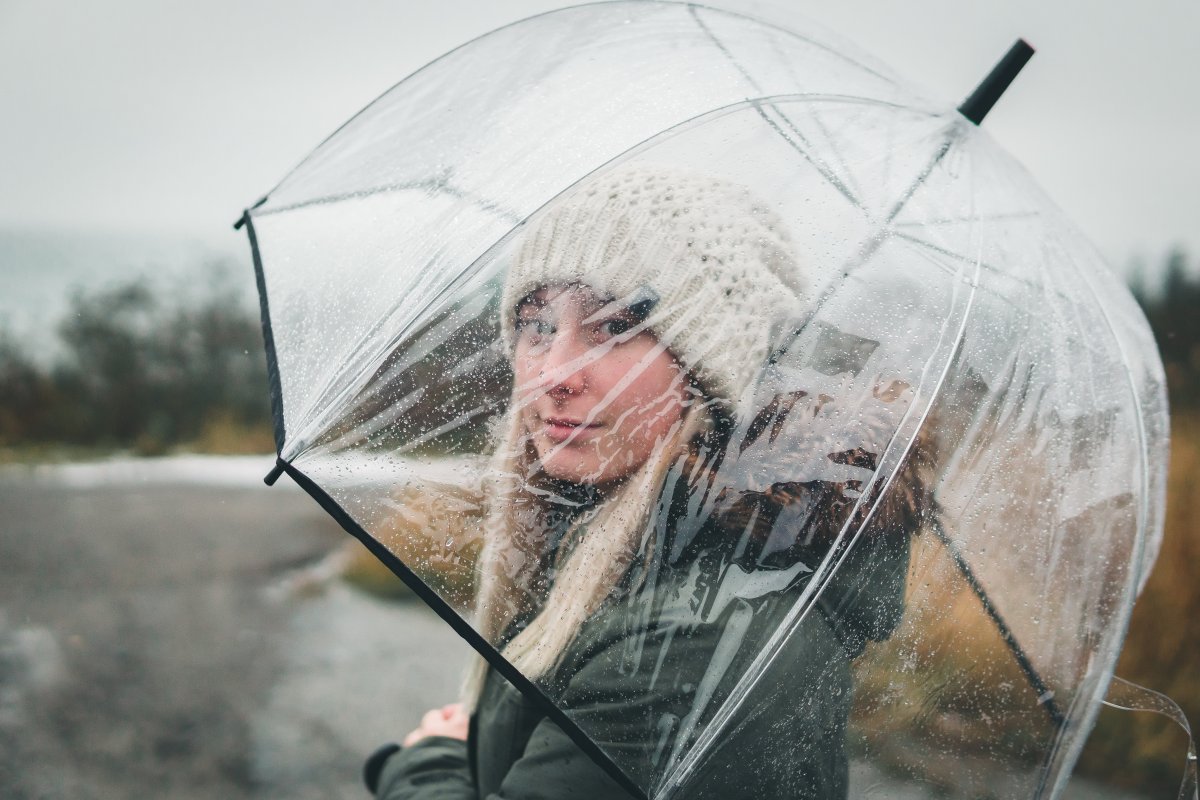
[[366, 166, 930, 799]]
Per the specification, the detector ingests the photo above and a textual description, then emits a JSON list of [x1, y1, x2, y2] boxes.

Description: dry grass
[[850, 532, 1059, 797], [848, 409, 1196, 795], [188, 412, 276, 455], [341, 479, 485, 612], [1075, 410, 1200, 794]]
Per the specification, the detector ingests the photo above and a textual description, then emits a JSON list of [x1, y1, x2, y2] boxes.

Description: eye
[[516, 317, 555, 342], [596, 318, 634, 339], [515, 318, 552, 334]]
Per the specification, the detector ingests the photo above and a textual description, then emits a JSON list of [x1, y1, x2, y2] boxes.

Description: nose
[[531, 328, 589, 398]]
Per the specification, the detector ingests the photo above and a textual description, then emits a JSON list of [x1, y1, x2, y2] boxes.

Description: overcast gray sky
[[1, 0, 1197, 273]]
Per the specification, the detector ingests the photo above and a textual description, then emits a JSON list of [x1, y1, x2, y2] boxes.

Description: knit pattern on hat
[[501, 165, 807, 402]]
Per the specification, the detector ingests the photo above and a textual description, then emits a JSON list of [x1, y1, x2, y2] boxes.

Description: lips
[[542, 416, 603, 443]]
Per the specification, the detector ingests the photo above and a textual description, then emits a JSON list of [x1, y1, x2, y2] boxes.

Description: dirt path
[[0, 459, 469, 800]]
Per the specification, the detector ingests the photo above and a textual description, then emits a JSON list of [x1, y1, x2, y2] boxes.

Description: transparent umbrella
[[235, 3, 1184, 798]]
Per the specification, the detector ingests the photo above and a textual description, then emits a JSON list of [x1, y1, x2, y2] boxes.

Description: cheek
[[512, 348, 536, 388], [604, 351, 684, 425]]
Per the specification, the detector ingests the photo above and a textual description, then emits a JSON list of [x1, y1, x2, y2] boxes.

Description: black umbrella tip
[[958, 39, 1036, 125], [264, 458, 287, 486], [233, 196, 271, 231]]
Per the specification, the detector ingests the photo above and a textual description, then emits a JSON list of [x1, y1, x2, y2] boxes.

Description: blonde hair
[[462, 395, 709, 705]]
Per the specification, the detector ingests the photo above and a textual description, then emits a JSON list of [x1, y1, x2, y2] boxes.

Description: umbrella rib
[[881, 135, 954, 226], [686, 5, 863, 209], [795, 224, 1067, 732], [802, 104, 866, 201], [754, 105, 864, 209], [930, 515, 1068, 728], [254, 176, 525, 225], [890, 229, 1009, 279], [893, 210, 1041, 228], [855, 217, 1074, 737], [889, 233, 1115, 363], [889, 229, 1088, 312], [763, 30, 867, 201], [783, 123, 962, 344], [684, 1, 907, 87]]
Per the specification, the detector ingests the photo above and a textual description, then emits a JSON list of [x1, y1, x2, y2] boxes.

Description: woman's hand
[[403, 702, 469, 746]]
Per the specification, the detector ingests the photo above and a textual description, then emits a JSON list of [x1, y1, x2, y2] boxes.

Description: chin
[[539, 457, 606, 486], [535, 444, 624, 487]]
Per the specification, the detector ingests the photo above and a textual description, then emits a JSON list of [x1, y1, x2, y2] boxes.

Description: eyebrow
[[580, 298, 655, 326], [513, 289, 656, 327], [581, 304, 633, 326], [514, 293, 548, 316]]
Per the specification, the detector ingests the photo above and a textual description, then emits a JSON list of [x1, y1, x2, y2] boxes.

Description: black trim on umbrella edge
[[241, 210, 287, 456], [233, 195, 269, 230], [272, 457, 649, 800]]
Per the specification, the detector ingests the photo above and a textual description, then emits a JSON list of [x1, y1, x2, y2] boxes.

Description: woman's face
[[513, 284, 688, 486]]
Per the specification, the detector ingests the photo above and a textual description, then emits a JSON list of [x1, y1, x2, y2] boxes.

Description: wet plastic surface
[[242, 4, 1169, 797]]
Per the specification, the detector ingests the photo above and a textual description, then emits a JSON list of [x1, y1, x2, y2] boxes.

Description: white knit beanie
[[501, 165, 807, 403]]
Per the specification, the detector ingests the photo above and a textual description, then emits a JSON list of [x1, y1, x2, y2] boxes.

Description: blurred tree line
[[0, 265, 272, 455], [0, 248, 1196, 456], [1131, 247, 1200, 407]]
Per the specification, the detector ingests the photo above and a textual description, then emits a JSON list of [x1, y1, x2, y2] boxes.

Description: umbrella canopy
[[237, 3, 1169, 798]]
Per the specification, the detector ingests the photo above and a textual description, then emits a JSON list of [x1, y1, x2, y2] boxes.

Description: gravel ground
[[0, 457, 1153, 799]]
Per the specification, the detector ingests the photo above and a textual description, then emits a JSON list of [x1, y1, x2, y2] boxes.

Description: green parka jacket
[[369, 472, 915, 800]]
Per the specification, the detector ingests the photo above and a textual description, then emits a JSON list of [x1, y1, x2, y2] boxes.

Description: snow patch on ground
[[0, 452, 485, 492], [0, 454, 286, 489]]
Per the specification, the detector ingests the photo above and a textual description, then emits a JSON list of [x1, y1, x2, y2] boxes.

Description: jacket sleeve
[[480, 600, 852, 800], [375, 736, 475, 800], [375, 600, 852, 800]]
